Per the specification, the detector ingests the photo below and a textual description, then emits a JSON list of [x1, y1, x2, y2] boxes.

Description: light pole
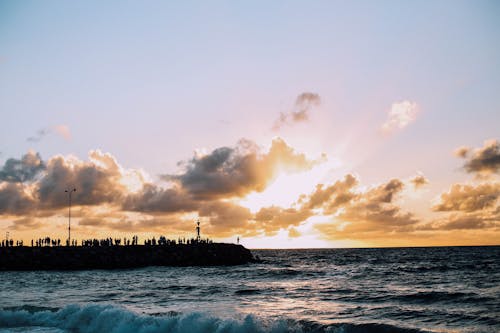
[[65, 188, 76, 246], [196, 219, 200, 243]]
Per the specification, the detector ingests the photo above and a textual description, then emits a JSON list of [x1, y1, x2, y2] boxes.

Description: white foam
[[0, 304, 291, 333]]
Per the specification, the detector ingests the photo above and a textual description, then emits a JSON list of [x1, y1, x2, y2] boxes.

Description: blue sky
[[0, 1, 499, 246]]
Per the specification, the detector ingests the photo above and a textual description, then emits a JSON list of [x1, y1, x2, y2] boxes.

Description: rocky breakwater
[[0, 243, 256, 270]]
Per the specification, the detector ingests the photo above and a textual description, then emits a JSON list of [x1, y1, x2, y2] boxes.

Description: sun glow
[[238, 159, 342, 213], [227, 219, 362, 249]]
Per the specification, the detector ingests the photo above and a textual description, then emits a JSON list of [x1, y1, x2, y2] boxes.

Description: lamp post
[[65, 188, 76, 246], [196, 219, 200, 243]]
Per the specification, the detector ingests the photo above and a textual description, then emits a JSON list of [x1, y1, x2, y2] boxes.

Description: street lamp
[[65, 188, 76, 246]]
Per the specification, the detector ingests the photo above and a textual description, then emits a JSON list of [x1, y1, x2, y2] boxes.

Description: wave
[[0, 303, 430, 333]]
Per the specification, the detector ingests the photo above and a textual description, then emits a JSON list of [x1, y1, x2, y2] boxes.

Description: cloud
[[455, 139, 500, 177], [299, 176, 409, 224], [2, 136, 496, 243], [0, 182, 36, 215], [0, 138, 318, 229], [338, 179, 417, 227], [164, 137, 319, 200], [301, 174, 358, 213], [288, 227, 301, 238], [454, 146, 470, 158], [433, 183, 499, 212], [122, 184, 198, 213], [308, 177, 419, 240], [198, 201, 253, 237], [0, 150, 139, 215], [0, 151, 45, 183], [26, 125, 71, 142], [37, 150, 127, 209], [434, 213, 498, 230], [273, 92, 321, 130], [78, 214, 191, 233], [410, 173, 429, 189], [381, 100, 418, 133], [11, 217, 44, 230], [27, 129, 51, 143], [0, 139, 318, 238], [423, 182, 500, 231], [54, 125, 71, 140], [422, 209, 500, 232], [254, 205, 312, 236]]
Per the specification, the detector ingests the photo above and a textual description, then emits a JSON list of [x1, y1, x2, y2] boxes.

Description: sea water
[[0, 246, 498, 333]]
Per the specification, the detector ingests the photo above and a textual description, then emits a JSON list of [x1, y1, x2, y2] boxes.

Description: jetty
[[0, 243, 256, 271]]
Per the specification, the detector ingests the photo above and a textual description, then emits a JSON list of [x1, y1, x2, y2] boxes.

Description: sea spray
[[0, 303, 430, 333]]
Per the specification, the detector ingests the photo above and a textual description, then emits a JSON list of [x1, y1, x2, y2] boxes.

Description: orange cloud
[[433, 183, 499, 212], [2, 137, 499, 246], [164, 137, 319, 200], [410, 173, 429, 189], [54, 125, 71, 141]]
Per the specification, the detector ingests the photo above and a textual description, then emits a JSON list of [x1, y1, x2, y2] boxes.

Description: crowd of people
[[1, 239, 17, 247], [0, 235, 213, 248]]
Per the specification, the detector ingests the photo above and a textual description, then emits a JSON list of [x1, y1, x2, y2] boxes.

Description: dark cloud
[[37, 152, 126, 209], [0, 139, 320, 233], [198, 201, 253, 237], [273, 92, 321, 130], [6, 137, 497, 243], [367, 179, 405, 203], [0, 150, 130, 214], [164, 138, 319, 200], [0, 151, 45, 183], [456, 139, 500, 176], [27, 129, 51, 142], [0, 183, 36, 215], [122, 184, 198, 213], [433, 183, 499, 212]]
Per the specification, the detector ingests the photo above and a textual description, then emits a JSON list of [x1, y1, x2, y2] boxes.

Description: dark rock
[[0, 243, 256, 271]]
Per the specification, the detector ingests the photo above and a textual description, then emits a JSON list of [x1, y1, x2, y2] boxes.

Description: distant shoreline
[[249, 245, 500, 250]]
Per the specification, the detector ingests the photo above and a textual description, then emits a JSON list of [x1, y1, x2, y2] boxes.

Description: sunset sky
[[1, 1, 499, 248]]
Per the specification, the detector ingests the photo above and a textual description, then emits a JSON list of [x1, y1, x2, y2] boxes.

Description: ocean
[[0, 246, 498, 333]]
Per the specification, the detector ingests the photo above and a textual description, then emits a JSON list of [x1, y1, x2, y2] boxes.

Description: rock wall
[[0, 243, 255, 270]]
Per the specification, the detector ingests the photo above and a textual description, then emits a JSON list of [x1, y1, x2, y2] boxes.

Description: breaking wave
[[0, 303, 428, 333]]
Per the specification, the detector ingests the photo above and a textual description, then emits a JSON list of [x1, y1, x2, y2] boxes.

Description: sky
[[0, 0, 499, 248]]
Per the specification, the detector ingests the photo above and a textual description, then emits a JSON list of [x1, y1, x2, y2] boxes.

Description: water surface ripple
[[0, 246, 498, 332]]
